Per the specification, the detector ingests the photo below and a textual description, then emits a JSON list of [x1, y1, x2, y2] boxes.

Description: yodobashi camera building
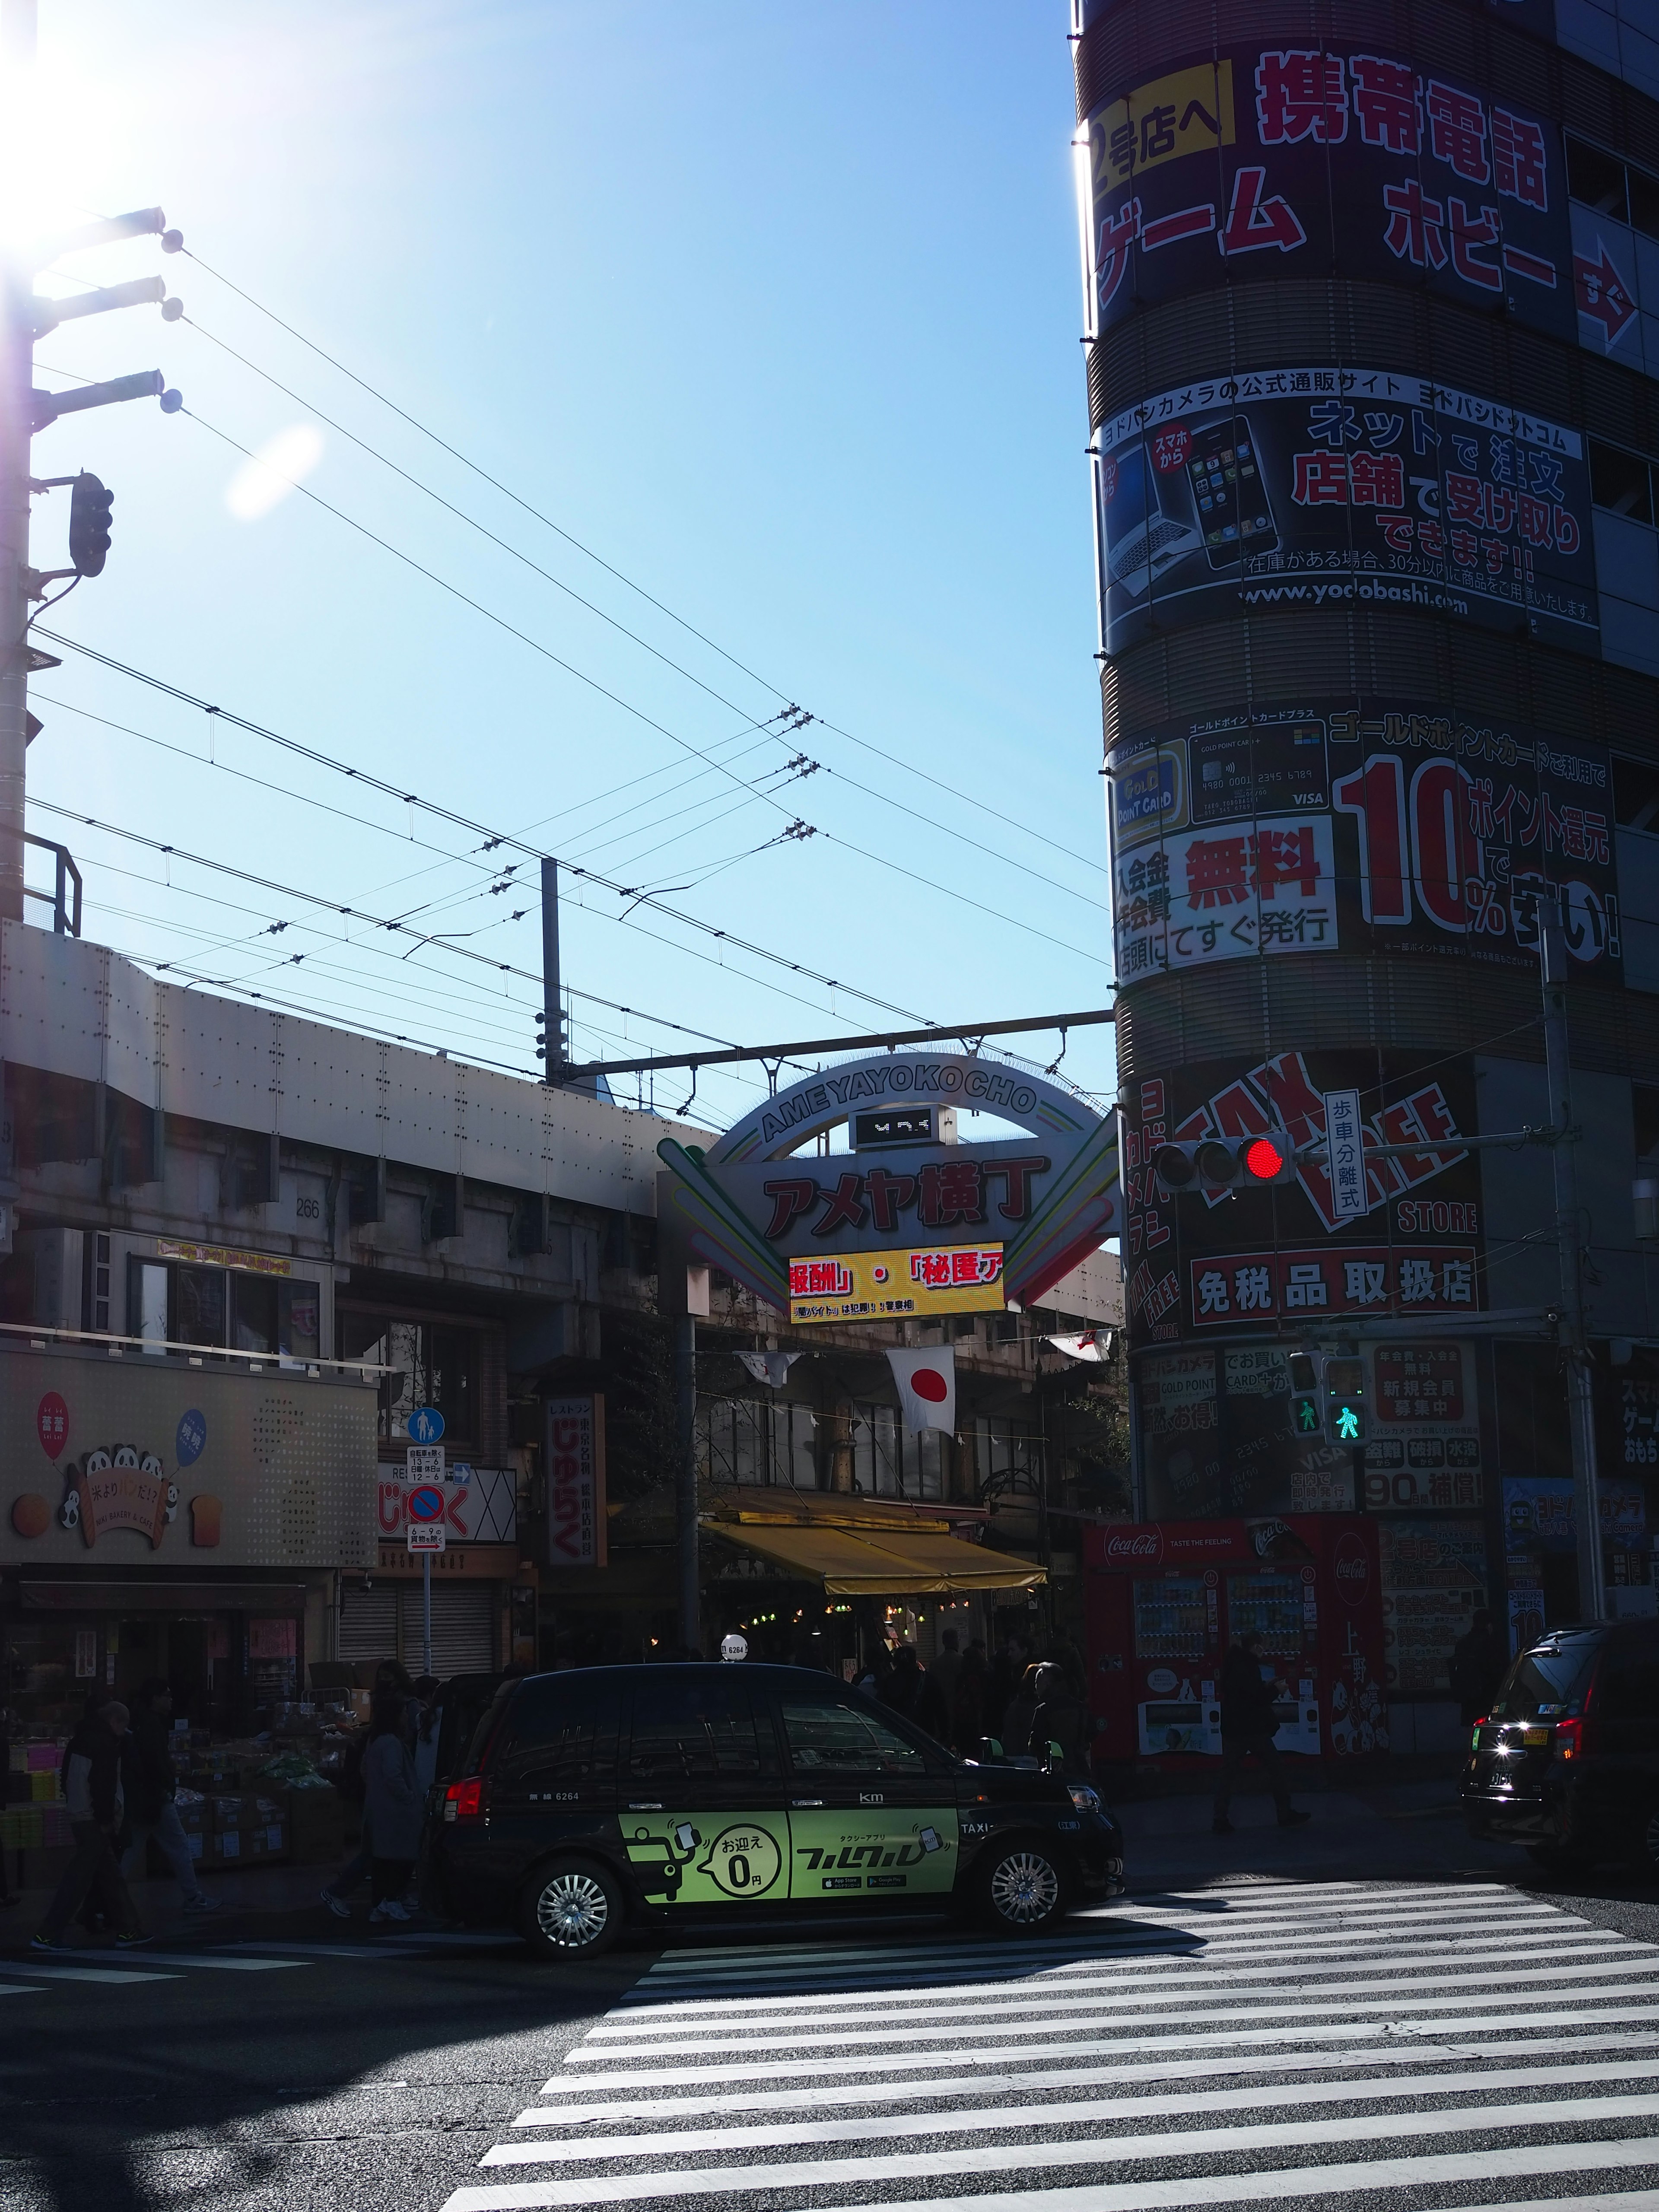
[[1076, 0, 1659, 1757]]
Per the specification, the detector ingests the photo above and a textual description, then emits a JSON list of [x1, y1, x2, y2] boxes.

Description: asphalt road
[[8, 1823, 1659, 2212]]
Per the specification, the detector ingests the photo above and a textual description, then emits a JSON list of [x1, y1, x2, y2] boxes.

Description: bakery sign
[[61, 1444, 178, 1548], [658, 1052, 1119, 1316]]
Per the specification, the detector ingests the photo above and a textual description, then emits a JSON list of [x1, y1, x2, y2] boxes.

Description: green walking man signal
[[1323, 1355, 1367, 1446]]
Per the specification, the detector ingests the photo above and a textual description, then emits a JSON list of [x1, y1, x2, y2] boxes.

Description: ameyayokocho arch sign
[[658, 1052, 1119, 1315]]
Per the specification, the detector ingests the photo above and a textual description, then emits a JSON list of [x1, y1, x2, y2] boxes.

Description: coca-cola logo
[[1103, 1529, 1163, 1565], [1334, 1531, 1369, 1603]]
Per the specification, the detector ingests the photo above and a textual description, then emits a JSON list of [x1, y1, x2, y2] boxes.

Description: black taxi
[[426, 1662, 1125, 1958], [1460, 1620, 1659, 1872]]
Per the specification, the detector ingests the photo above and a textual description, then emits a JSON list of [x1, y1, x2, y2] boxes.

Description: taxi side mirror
[[1044, 1738, 1065, 1774]]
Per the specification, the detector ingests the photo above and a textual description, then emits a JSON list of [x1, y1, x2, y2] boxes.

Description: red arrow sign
[[1575, 240, 1637, 343]]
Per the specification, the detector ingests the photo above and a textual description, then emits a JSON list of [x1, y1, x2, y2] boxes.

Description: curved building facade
[[1078, 0, 1659, 1738]]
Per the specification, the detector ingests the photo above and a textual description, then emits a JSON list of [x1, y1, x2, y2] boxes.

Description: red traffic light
[[1243, 1135, 1290, 1182]]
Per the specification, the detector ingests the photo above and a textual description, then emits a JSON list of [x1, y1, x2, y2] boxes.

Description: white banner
[[1324, 1087, 1366, 1219], [1113, 811, 1338, 982]]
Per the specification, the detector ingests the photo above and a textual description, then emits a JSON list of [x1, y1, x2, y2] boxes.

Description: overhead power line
[[175, 248, 1110, 884], [33, 629, 934, 1026]]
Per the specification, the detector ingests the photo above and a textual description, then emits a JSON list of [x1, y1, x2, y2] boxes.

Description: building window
[[974, 1417, 1044, 1503], [699, 1398, 818, 1490], [850, 1403, 944, 1500], [129, 1259, 321, 1358], [1590, 440, 1656, 524], [338, 1313, 477, 1444]]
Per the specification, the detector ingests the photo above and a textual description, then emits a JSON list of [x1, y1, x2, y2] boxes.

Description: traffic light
[[68, 472, 114, 577], [535, 1006, 566, 1071], [1324, 1355, 1367, 1444], [1287, 1351, 1321, 1438], [1151, 1129, 1299, 1194]]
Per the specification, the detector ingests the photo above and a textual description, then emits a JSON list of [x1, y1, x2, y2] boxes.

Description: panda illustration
[[163, 1481, 180, 1523], [114, 1445, 140, 1470], [58, 1486, 80, 1531]]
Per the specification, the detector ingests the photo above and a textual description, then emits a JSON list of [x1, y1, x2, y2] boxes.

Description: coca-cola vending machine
[[1083, 1516, 1387, 1769]]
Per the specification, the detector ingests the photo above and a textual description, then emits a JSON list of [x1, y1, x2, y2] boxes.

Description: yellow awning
[[712, 1522, 1045, 1597]]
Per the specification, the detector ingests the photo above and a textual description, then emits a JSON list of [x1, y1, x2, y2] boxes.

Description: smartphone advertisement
[[1095, 368, 1596, 657]]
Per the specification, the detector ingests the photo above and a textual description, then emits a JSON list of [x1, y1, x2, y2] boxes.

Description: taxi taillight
[[445, 1776, 487, 1822], [1554, 1718, 1584, 1762]]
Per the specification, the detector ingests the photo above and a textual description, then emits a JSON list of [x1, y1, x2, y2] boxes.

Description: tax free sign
[[658, 1052, 1119, 1317]]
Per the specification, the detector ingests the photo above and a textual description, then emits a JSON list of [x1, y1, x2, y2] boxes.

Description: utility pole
[[674, 1315, 699, 1654], [0, 0, 38, 926], [1539, 899, 1606, 1623], [0, 0, 183, 922], [538, 856, 565, 1084]]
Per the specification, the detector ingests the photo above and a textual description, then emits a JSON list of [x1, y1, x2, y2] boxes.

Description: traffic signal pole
[[0, 0, 181, 922], [0, 0, 37, 925], [1540, 901, 1606, 1624]]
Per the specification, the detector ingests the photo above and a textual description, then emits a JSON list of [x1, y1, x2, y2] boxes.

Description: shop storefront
[[2, 1334, 378, 1734]]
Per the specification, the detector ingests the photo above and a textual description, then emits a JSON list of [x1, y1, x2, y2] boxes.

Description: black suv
[[426, 1662, 1125, 1958], [1460, 1620, 1659, 1872]]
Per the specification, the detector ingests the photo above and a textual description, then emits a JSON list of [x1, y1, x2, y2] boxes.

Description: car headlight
[[1068, 1784, 1103, 1814]]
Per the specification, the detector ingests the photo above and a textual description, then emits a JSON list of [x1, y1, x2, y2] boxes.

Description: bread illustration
[[11, 1494, 50, 1538], [190, 1494, 223, 1548]]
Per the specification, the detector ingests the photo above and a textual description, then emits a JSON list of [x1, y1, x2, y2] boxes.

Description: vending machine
[[1083, 1516, 1387, 1768]]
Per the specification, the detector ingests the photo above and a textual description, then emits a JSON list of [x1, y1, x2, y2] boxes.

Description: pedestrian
[[361, 1692, 423, 1925], [120, 1679, 219, 1916], [879, 1645, 950, 1743], [1000, 1663, 1045, 1756], [950, 1643, 988, 1755], [987, 1630, 1029, 1737], [929, 1629, 963, 1717], [1026, 1661, 1090, 1772], [1450, 1608, 1508, 1725], [320, 1714, 373, 1920], [1213, 1630, 1310, 1836], [34, 1701, 146, 1950], [411, 1675, 442, 1796]]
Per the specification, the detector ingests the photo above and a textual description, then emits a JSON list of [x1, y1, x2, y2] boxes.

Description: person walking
[[1450, 1608, 1508, 1726], [1213, 1630, 1310, 1836], [34, 1701, 146, 1950], [999, 1663, 1045, 1756], [1027, 1660, 1090, 1772], [928, 1630, 963, 1718], [950, 1643, 988, 1755], [360, 1693, 423, 1925], [879, 1645, 950, 1743], [121, 1679, 219, 1916]]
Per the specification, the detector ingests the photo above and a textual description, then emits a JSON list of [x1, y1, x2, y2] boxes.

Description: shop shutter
[[337, 1583, 398, 1666], [398, 1583, 496, 1678]]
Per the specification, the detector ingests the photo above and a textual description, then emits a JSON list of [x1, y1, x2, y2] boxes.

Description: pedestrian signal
[[1287, 1351, 1321, 1438], [1324, 1355, 1367, 1444], [1151, 1130, 1298, 1194]]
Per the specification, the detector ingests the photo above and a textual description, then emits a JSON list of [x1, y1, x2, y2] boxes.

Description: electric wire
[[178, 248, 1109, 881], [34, 630, 935, 1025], [168, 407, 1112, 959]]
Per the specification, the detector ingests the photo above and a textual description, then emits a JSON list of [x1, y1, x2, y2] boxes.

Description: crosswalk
[[441, 1878, 1659, 2212]]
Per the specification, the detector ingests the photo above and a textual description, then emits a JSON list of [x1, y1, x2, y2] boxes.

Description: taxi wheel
[[977, 1840, 1070, 1936], [521, 1856, 623, 1961]]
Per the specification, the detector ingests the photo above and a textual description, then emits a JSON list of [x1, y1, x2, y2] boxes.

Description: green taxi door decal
[[624, 1814, 787, 1904], [786, 1808, 959, 1898]]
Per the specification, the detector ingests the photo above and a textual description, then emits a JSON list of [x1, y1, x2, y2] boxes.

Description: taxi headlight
[[1068, 1784, 1103, 1814]]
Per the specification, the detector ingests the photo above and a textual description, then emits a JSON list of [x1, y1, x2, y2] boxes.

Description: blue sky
[[18, 0, 1112, 1129]]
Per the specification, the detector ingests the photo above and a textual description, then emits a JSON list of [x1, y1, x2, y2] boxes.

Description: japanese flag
[[887, 1347, 956, 1437]]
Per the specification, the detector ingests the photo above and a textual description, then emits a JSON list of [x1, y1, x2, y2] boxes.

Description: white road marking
[[64, 1949, 309, 1971], [528, 2030, 1659, 2122], [557, 1997, 1659, 2088], [4, 1963, 182, 1984], [483, 2056, 1659, 2164], [440, 2094, 1659, 2207]]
